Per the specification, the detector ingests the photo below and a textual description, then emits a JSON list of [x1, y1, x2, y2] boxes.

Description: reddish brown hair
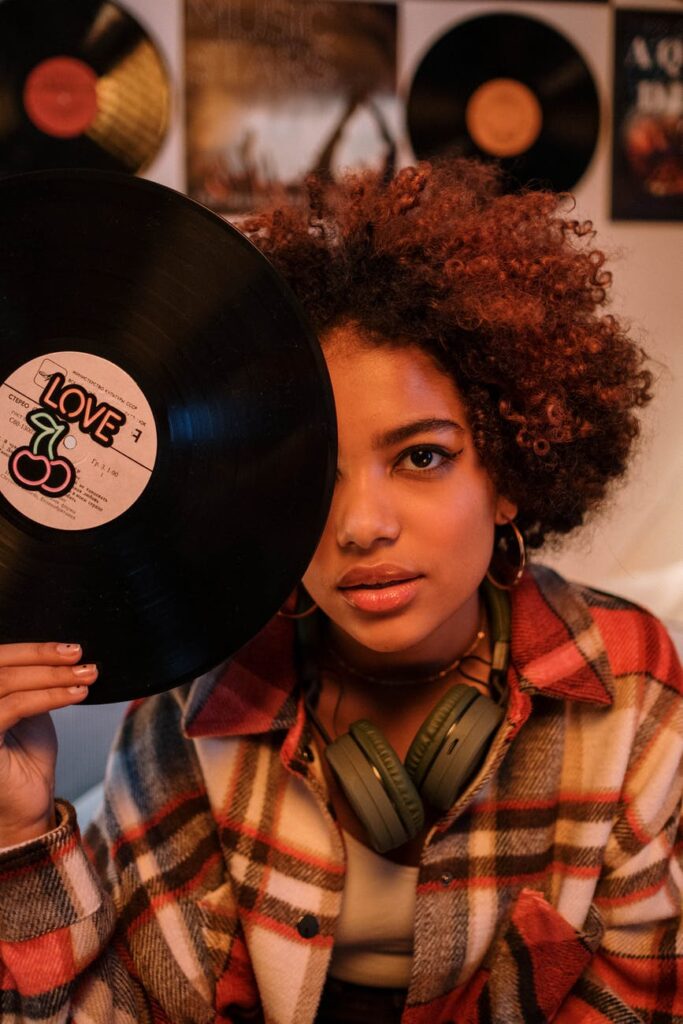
[[243, 161, 653, 549]]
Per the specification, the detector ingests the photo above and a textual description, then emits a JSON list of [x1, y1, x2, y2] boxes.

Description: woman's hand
[[0, 643, 98, 848]]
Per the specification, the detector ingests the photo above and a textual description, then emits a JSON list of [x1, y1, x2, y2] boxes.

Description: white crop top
[[329, 827, 418, 987], [308, 740, 418, 986]]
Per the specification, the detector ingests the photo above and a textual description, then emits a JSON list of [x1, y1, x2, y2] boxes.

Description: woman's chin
[[328, 608, 433, 659]]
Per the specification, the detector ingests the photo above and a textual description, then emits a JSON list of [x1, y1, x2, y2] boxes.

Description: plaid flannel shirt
[[1, 564, 682, 1024]]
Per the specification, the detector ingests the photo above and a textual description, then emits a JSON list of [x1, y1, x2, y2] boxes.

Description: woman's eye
[[410, 448, 438, 469], [398, 446, 456, 471]]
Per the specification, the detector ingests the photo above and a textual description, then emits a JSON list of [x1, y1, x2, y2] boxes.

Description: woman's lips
[[338, 577, 421, 613]]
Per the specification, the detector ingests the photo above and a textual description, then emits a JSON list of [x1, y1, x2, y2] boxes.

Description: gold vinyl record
[[0, 0, 170, 176]]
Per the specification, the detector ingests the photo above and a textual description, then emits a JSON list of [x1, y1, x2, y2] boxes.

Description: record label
[[23, 57, 99, 139], [0, 352, 157, 531], [465, 78, 543, 158]]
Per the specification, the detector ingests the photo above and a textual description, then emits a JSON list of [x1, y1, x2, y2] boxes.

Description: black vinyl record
[[406, 13, 600, 192], [0, 170, 336, 703], [0, 0, 170, 176]]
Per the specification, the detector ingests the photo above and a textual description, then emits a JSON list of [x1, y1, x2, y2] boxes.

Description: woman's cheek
[[301, 550, 328, 604]]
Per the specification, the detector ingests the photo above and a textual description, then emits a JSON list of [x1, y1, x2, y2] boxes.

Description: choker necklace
[[325, 610, 486, 687]]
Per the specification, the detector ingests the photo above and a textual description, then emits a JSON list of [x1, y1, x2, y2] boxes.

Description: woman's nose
[[333, 477, 400, 550]]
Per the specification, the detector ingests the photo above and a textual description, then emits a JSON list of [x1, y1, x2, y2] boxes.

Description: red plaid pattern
[[0, 565, 681, 1023]]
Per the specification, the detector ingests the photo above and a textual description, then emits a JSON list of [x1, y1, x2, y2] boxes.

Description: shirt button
[[301, 745, 315, 763], [296, 914, 320, 939], [440, 871, 454, 886]]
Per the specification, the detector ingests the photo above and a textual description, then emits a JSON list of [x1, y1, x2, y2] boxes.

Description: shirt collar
[[181, 564, 613, 740], [510, 564, 614, 706]]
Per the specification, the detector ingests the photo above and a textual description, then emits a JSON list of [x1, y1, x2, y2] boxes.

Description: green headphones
[[298, 580, 511, 854]]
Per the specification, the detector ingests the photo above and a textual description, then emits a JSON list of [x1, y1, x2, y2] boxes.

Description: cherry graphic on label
[[41, 458, 76, 495], [7, 406, 76, 498], [8, 449, 52, 487], [8, 447, 75, 498]]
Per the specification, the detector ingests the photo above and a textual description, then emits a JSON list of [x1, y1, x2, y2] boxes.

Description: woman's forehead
[[322, 332, 468, 434]]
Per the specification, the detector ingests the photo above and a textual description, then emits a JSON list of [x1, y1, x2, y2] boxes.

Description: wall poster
[[612, 8, 683, 221], [185, 0, 398, 215]]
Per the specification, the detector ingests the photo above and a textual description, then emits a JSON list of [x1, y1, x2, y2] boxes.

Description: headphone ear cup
[[405, 684, 504, 811], [405, 684, 477, 789], [325, 720, 424, 854]]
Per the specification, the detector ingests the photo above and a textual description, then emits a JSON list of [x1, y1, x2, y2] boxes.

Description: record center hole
[[63, 436, 77, 450]]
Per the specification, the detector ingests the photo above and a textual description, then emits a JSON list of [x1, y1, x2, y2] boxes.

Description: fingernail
[[68, 685, 88, 695], [72, 664, 96, 677], [57, 643, 81, 656]]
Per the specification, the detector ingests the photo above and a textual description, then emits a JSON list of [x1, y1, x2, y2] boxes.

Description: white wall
[[124, 0, 186, 190]]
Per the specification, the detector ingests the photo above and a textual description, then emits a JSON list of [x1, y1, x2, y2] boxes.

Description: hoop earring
[[486, 518, 526, 590], [277, 587, 318, 619]]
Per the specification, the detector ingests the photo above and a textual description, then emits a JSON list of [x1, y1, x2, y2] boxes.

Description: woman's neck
[[313, 597, 493, 748]]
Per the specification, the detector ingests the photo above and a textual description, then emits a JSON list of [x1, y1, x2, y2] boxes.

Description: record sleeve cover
[[185, 0, 399, 214], [611, 8, 683, 221]]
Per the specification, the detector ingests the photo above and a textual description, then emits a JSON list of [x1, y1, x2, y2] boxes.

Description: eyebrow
[[372, 418, 464, 449]]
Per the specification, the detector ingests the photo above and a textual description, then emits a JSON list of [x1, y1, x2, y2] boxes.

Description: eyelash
[[395, 445, 462, 474]]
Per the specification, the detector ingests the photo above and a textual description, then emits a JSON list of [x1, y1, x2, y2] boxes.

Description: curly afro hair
[[242, 161, 653, 550]]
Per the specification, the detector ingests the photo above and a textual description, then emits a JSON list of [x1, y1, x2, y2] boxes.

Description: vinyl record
[[0, 0, 170, 176], [406, 13, 600, 192], [0, 170, 337, 703]]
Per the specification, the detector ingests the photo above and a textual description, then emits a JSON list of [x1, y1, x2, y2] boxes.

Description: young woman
[[0, 162, 680, 1024]]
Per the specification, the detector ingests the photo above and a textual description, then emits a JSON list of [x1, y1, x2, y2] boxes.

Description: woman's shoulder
[[525, 562, 682, 694], [528, 561, 647, 611], [526, 560, 669, 626]]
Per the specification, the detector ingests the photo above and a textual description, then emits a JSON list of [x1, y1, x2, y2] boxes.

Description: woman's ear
[[494, 495, 518, 525]]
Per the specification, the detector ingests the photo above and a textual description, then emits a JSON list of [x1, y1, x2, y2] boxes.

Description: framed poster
[[185, 0, 398, 215], [612, 8, 683, 221]]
